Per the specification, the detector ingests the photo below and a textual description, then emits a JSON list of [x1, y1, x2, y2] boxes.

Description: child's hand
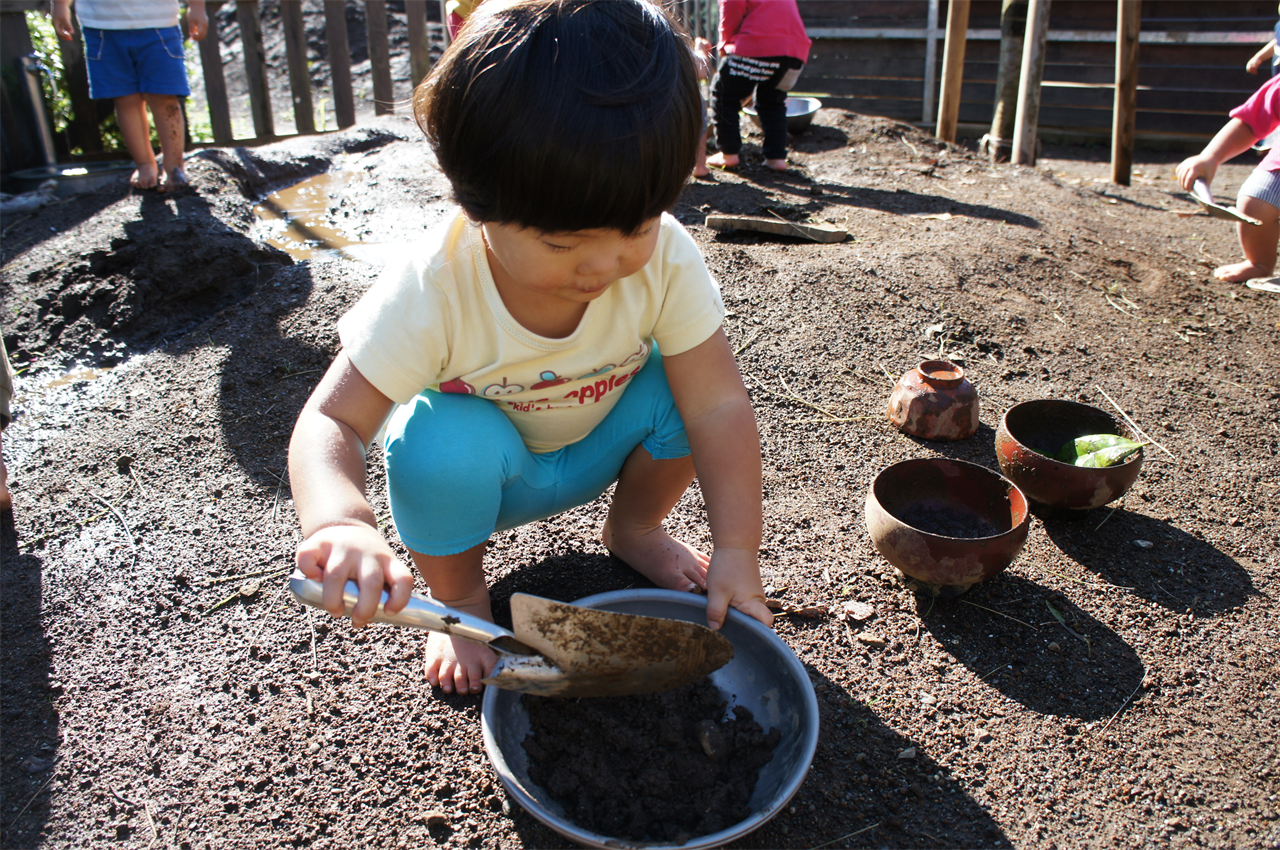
[[1175, 154, 1217, 193], [295, 524, 415, 627], [704, 547, 773, 631], [51, 3, 75, 41], [187, 4, 209, 41]]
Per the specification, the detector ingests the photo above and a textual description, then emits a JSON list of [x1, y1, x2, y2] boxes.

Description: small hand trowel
[[287, 570, 733, 697], [1192, 179, 1262, 226]]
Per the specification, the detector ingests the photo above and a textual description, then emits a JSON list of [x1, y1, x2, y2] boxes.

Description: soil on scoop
[[897, 503, 1002, 538], [521, 678, 780, 843]]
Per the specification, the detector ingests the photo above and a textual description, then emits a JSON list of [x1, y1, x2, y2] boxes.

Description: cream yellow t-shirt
[[338, 211, 726, 453]]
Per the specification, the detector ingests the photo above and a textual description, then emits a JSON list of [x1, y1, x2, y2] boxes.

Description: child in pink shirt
[[706, 0, 811, 172], [1177, 74, 1280, 282]]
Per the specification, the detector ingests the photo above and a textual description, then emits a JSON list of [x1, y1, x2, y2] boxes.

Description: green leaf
[[1056, 434, 1146, 466]]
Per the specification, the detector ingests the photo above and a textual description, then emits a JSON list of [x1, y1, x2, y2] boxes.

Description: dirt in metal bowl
[[482, 589, 819, 850], [865, 457, 1031, 597], [995, 399, 1144, 514], [743, 96, 822, 133]]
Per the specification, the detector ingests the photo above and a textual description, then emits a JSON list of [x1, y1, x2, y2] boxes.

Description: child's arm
[[1176, 118, 1259, 192], [288, 353, 415, 627], [717, 0, 746, 53], [52, 0, 75, 41], [186, 1, 209, 41], [1247, 40, 1276, 74], [663, 328, 772, 631]]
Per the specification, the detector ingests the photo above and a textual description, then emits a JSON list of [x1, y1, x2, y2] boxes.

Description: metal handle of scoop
[[287, 569, 537, 656]]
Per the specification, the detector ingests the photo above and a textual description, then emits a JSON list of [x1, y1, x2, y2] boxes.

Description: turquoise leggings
[[384, 353, 689, 556]]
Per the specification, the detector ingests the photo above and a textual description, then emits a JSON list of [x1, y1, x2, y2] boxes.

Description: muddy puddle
[[253, 171, 400, 265]]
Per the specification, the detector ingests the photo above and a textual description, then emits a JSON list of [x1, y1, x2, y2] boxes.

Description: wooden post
[[935, 0, 971, 143], [323, 0, 355, 129], [281, 0, 315, 134], [236, 0, 274, 138], [1111, 0, 1141, 185], [922, 0, 939, 125], [407, 1, 431, 88], [365, 0, 394, 116], [1011, 0, 1051, 166], [198, 1, 233, 142], [440, 0, 451, 47], [985, 0, 1025, 162]]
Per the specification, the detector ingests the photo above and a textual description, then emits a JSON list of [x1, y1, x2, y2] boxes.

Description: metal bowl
[[865, 457, 1031, 595], [11, 161, 136, 196], [995, 399, 1144, 512], [743, 96, 822, 133], [482, 589, 819, 849]]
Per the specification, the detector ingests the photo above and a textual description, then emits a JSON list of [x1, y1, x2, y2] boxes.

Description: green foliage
[[1055, 434, 1146, 468]]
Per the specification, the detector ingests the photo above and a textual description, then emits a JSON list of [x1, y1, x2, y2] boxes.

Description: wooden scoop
[[1192, 179, 1262, 226], [287, 571, 732, 697]]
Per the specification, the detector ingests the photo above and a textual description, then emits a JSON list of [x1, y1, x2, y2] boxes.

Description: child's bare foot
[[130, 163, 159, 191], [602, 518, 710, 593], [423, 631, 496, 695], [160, 167, 190, 194], [1214, 261, 1272, 282], [694, 165, 711, 177], [765, 158, 788, 171], [707, 152, 739, 170]]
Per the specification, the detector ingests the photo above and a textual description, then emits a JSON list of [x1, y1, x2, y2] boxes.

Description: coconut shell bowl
[[865, 458, 1031, 597], [994, 399, 1144, 514]]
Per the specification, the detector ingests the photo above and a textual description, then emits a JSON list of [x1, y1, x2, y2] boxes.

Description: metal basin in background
[[12, 162, 136, 197], [744, 96, 822, 133], [995, 399, 1144, 512], [482, 589, 819, 850]]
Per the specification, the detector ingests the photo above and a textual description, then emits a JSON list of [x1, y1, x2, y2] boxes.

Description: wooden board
[[704, 215, 848, 243]]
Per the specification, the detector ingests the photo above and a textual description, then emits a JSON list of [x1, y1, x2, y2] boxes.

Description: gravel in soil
[[521, 678, 779, 842], [2, 111, 1279, 849]]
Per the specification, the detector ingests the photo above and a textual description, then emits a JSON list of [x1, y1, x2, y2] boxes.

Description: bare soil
[[2, 108, 1279, 850]]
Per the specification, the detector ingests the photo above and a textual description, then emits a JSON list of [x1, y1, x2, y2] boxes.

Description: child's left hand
[[705, 547, 773, 631]]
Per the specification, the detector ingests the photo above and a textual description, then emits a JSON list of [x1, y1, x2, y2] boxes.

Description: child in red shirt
[[706, 0, 811, 172]]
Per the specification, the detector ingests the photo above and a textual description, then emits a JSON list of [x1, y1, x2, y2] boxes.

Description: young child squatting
[[289, 0, 773, 696]]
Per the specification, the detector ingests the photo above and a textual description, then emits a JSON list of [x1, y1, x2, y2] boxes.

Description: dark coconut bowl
[[864, 458, 1031, 596], [995, 399, 1144, 512]]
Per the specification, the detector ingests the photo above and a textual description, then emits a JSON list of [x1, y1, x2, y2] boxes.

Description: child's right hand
[[51, 3, 75, 41], [295, 524, 415, 627], [1175, 154, 1217, 193]]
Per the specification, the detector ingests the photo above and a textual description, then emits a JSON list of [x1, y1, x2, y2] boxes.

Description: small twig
[[734, 329, 762, 356], [748, 373, 841, 418], [1094, 504, 1120, 530], [1034, 564, 1132, 591], [308, 606, 319, 671], [764, 208, 816, 241], [90, 491, 137, 568], [22, 509, 110, 547], [1046, 599, 1091, 657], [202, 590, 245, 617], [7, 757, 61, 827], [1095, 385, 1177, 462], [808, 822, 881, 850], [1095, 675, 1146, 738], [979, 662, 1008, 680], [960, 599, 1037, 630], [201, 561, 290, 587], [900, 135, 918, 156], [143, 801, 160, 847]]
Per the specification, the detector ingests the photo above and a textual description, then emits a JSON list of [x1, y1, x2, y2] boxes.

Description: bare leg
[[145, 94, 188, 191], [601, 447, 709, 593], [1216, 194, 1280, 281], [411, 542, 494, 695], [694, 129, 710, 177], [115, 94, 158, 189]]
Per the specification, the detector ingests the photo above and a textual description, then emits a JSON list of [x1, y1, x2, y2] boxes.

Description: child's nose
[[576, 250, 623, 277]]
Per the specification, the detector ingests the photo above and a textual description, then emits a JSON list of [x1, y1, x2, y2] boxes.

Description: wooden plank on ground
[[704, 215, 848, 243]]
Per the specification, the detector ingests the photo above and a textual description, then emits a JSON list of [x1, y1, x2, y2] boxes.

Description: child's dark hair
[[414, 0, 701, 235]]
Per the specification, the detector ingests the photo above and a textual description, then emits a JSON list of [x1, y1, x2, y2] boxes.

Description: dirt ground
[[2, 107, 1279, 850]]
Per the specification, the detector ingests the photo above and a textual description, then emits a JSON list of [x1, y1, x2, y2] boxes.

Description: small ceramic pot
[[887, 360, 979, 441]]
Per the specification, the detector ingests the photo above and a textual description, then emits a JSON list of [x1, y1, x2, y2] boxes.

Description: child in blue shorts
[[289, 0, 773, 696], [53, 0, 207, 192]]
